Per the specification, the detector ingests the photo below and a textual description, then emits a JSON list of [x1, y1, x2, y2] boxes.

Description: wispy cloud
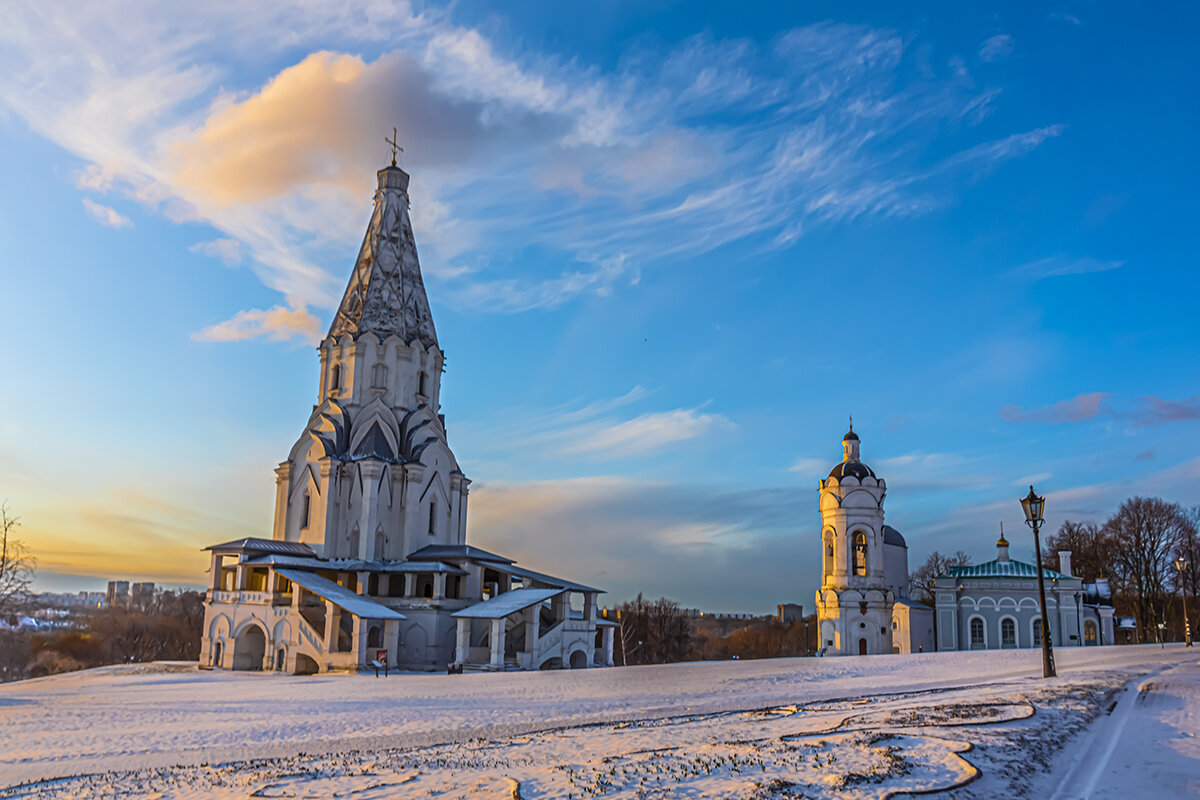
[[81, 198, 132, 228], [1013, 254, 1124, 279], [558, 407, 734, 459], [2, 5, 1063, 344], [193, 304, 323, 344], [190, 238, 243, 266], [978, 34, 1015, 62], [1002, 392, 1200, 427], [467, 387, 731, 463]]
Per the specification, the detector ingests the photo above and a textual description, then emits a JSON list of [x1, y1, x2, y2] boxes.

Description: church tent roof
[[452, 588, 564, 620], [275, 568, 406, 620], [947, 559, 1069, 580]]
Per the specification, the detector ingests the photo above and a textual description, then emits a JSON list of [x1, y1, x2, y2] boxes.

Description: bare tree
[[1042, 520, 1116, 581], [1105, 497, 1191, 641], [909, 550, 971, 604], [0, 502, 36, 619], [617, 593, 690, 665]]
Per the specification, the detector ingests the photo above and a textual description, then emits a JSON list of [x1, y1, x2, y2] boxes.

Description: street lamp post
[[1176, 558, 1193, 648], [1021, 486, 1057, 678]]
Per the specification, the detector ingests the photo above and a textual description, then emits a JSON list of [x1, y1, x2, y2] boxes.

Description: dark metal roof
[[407, 544, 515, 564], [843, 429, 859, 442], [882, 525, 906, 547], [828, 460, 876, 481], [204, 538, 316, 556]]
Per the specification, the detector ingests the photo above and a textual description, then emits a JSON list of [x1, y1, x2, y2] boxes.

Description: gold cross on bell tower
[[385, 127, 403, 167]]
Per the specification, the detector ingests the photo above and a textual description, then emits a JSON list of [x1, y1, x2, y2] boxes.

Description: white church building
[[815, 426, 935, 656], [200, 160, 615, 674]]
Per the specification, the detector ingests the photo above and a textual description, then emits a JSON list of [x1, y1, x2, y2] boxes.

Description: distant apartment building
[[776, 603, 804, 623], [131, 582, 156, 606], [105, 580, 130, 606]]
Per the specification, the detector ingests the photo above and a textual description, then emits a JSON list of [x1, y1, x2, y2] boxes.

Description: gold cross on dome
[[385, 127, 403, 166]]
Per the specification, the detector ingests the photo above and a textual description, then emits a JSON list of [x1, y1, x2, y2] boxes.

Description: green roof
[[947, 559, 1069, 580]]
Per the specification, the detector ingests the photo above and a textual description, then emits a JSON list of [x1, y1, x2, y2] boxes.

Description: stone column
[[235, 564, 249, 591], [353, 617, 366, 667], [209, 553, 225, 596], [378, 574, 390, 597], [384, 619, 401, 666], [403, 574, 414, 597], [455, 618, 471, 664], [323, 599, 340, 654], [489, 618, 505, 670], [602, 627, 614, 667], [357, 571, 370, 596], [434, 573, 447, 600], [584, 592, 597, 622]]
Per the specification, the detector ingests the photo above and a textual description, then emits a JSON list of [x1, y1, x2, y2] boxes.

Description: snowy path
[[1048, 655, 1200, 799], [0, 645, 1192, 790]]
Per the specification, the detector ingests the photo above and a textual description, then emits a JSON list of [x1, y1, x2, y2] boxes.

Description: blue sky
[[1, 1, 1197, 611]]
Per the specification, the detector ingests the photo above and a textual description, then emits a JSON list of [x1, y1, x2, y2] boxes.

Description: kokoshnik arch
[[200, 161, 616, 675]]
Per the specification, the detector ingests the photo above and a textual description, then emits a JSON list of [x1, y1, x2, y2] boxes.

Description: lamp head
[[1177, 557, 1188, 572], [1020, 485, 1045, 526]]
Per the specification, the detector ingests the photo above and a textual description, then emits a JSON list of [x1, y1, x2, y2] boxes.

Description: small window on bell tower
[[300, 492, 311, 529], [418, 371, 427, 397], [331, 363, 342, 391], [428, 499, 437, 536], [853, 532, 867, 576]]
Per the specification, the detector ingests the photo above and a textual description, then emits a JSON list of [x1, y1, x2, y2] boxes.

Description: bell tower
[[815, 424, 895, 655]]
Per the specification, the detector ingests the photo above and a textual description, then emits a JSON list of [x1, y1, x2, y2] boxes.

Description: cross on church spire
[[385, 127, 403, 167]]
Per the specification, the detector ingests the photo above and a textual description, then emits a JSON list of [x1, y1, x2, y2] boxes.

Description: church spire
[[328, 163, 438, 349]]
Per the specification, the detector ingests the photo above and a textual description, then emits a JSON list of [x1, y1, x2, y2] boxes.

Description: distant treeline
[[611, 593, 816, 666], [0, 590, 204, 682]]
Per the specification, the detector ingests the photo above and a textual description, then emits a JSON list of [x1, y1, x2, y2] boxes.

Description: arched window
[[331, 363, 342, 391], [348, 526, 360, 558], [1001, 618, 1016, 648], [374, 529, 387, 560], [1084, 619, 1097, 645], [428, 500, 437, 536], [1033, 618, 1043, 647], [418, 371, 428, 397], [367, 625, 382, 649], [970, 617, 985, 649], [852, 532, 867, 576]]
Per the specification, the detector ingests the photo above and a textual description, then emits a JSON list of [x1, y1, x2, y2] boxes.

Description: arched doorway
[[367, 624, 382, 649], [232, 625, 267, 671], [1084, 619, 1097, 645], [569, 649, 588, 669], [294, 653, 319, 675], [212, 641, 223, 669], [858, 638, 867, 656], [274, 647, 286, 671]]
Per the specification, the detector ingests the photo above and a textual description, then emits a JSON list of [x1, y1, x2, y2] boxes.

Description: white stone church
[[200, 161, 615, 674], [815, 426, 935, 656]]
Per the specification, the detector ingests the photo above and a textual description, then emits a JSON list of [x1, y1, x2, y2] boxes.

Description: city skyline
[[1, 1, 1198, 611]]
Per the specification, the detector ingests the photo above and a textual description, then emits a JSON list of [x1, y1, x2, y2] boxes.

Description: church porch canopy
[[243, 554, 466, 575], [275, 568, 406, 620], [452, 588, 564, 620]]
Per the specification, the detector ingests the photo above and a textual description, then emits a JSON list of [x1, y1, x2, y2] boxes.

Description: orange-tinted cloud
[[171, 50, 488, 208]]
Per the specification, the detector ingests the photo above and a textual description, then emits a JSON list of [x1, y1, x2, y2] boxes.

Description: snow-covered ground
[[0, 645, 1195, 798]]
